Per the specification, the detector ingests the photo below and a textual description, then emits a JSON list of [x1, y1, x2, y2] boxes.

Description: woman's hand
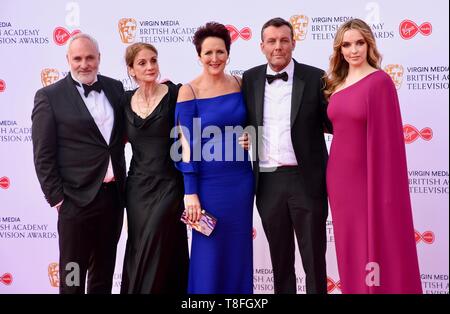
[[184, 194, 202, 222]]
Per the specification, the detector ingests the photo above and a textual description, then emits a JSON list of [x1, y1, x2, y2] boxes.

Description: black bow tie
[[82, 81, 102, 97], [73, 78, 103, 97], [266, 72, 288, 84]]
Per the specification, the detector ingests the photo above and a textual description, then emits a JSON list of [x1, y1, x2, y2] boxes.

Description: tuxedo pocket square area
[[181, 209, 217, 236]]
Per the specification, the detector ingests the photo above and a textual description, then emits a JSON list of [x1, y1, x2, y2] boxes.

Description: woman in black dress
[[120, 43, 188, 293]]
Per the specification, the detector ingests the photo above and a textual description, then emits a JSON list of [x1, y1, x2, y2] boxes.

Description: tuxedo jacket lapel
[[253, 62, 305, 127], [99, 75, 117, 111], [63, 75, 108, 146], [291, 61, 305, 126], [98, 75, 120, 145], [254, 65, 267, 127]]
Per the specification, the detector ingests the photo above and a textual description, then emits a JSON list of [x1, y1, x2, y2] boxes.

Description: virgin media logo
[[327, 277, 341, 293], [403, 124, 433, 144], [415, 230, 435, 244], [225, 25, 252, 43], [0, 79, 5, 92], [252, 227, 257, 240], [399, 20, 432, 40], [0, 273, 13, 285], [0, 176, 10, 189], [53, 27, 81, 46]]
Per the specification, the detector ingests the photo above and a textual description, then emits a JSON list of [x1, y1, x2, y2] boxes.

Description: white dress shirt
[[72, 74, 115, 182], [259, 59, 298, 168]]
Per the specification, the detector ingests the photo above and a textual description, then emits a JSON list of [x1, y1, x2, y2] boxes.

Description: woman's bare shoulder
[[177, 84, 196, 102]]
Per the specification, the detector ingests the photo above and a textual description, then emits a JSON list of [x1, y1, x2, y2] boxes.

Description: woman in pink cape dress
[[324, 19, 422, 294]]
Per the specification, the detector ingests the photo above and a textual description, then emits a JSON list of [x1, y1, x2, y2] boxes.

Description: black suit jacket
[[242, 59, 332, 197], [32, 74, 126, 208]]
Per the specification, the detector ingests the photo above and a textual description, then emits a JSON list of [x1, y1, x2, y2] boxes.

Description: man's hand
[[239, 132, 251, 150]]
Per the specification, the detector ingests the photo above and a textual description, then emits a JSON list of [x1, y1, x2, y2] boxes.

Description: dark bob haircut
[[193, 22, 231, 56]]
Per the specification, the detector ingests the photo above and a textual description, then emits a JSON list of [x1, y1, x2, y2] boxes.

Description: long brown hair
[[323, 18, 382, 100]]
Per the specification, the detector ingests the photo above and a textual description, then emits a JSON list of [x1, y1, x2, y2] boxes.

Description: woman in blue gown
[[174, 22, 254, 294]]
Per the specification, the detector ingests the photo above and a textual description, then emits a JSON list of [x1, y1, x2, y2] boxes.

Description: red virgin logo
[[252, 227, 257, 240], [0, 273, 13, 285], [399, 20, 432, 39], [225, 25, 252, 43], [0, 176, 10, 189], [415, 230, 435, 244], [0, 79, 5, 92], [403, 124, 433, 144], [53, 27, 81, 46], [327, 277, 341, 293]]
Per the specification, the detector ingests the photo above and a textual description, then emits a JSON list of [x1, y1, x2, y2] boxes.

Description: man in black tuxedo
[[32, 33, 125, 294], [242, 18, 332, 294]]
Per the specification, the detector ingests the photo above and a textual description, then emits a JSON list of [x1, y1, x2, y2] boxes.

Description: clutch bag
[[180, 209, 217, 236]]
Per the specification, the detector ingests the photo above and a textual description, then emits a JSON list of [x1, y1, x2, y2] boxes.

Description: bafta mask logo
[[384, 64, 404, 89], [118, 18, 137, 44], [0, 79, 5, 92], [48, 262, 60, 287], [41, 68, 60, 87], [290, 15, 309, 41]]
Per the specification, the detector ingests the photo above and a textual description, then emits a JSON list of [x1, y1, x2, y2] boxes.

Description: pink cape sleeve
[[366, 71, 422, 293]]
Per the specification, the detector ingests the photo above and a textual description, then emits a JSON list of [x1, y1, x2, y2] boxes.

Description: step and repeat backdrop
[[0, 0, 448, 294]]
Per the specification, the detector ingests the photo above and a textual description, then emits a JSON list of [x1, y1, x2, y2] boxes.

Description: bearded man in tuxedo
[[32, 33, 125, 294]]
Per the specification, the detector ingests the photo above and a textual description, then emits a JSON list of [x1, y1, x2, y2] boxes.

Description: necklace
[[136, 85, 158, 118]]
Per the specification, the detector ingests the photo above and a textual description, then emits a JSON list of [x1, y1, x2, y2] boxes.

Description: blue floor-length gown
[[175, 91, 254, 294]]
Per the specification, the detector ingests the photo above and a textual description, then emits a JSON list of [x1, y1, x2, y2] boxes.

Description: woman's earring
[[226, 57, 231, 65], [197, 59, 203, 66]]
